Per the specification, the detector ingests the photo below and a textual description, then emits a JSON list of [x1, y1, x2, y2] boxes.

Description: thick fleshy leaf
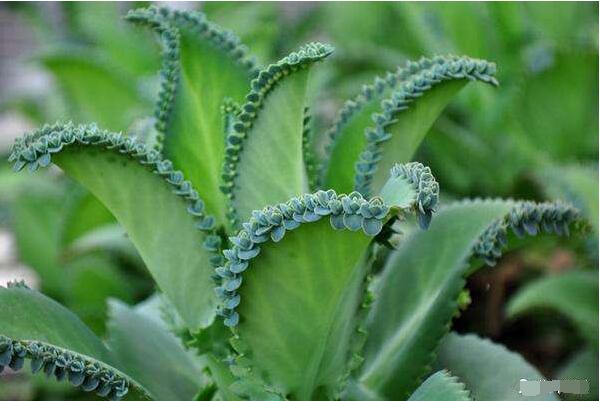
[[10, 123, 220, 331], [0, 286, 151, 400], [215, 184, 432, 401], [41, 52, 148, 131], [379, 162, 439, 229], [127, 6, 257, 226], [322, 55, 488, 193], [322, 61, 413, 192], [358, 199, 580, 399], [407, 370, 471, 401], [435, 333, 559, 401], [233, 219, 372, 400], [352, 56, 498, 196], [107, 300, 204, 401], [506, 270, 598, 346], [358, 200, 512, 399], [223, 43, 333, 227]]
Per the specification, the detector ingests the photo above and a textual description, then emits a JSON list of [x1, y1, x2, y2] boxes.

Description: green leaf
[[107, 300, 204, 401], [407, 370, 471, 401], [359, 200, 512, 399], [435, 333, 559, 401], [222, 43, 333, 227], [516, 50, 598, 161], [323, 56, 450, 193], [60, 185, 116, 246], [353, 56, 498, 196], [216, 180, 431, 401], [10, 186, 65, 294], [557, 348, 598, 401], [506, 270, 598, 346], [232, 219, 372, 400], [10, 123, 221, 331], [41, 51, 148, 131], [204, 355, 243, 401], [535, 165, 599, 232], [203, 2, 280, 65], [358, 199, 580, 399], [0, 285, 151, 400], [65, 224, 143, 267], [379, 162, 439, 229], [65, 253, 132, 334], [69, 2, 161, 77], [127, 6, 257, 226], [322, 63, 410, 193]]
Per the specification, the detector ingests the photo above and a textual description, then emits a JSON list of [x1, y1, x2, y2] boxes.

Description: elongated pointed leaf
[[216, 168, 437, 401], [222, 43, 333, 227], [107, 300, 204, 401], [42, 52, 148, 131], [506, 270, 598, 346], [435, 333, 559, 401], [127, 6, 257, 226], [358, 199, 580, 399], [323, 56, 451, 193], [10, 123, 221, 331], [0, 285, 151, 401], [407, 370, 471, 401], [353, 56, 498, 196]]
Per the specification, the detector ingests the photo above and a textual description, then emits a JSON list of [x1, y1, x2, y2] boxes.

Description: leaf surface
[[10, 124, 220, 331], [217, 170, 436, 400], [127, 7, 256, 226], [10, 187, 65, 294], [359, 199, 579, 399], [323, 56, 460, 193], [435, 333, 559, 401], [506, 270, 598, 345], [407, 370, 471, 401], [224, 43, 333, 226], [107, 300, 204, 401], [60, 186, 116, 246], [352, 56, 498, 196], [359, 200, 512, 399], [0, 286, 151, 400], [42, 52, 148, 131]]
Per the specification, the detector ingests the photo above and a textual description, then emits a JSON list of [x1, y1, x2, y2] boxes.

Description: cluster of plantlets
[[0, 5, 591, 401]]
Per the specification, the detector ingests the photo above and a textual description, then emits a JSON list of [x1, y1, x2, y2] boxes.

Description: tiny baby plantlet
[[1, 6, 586, 401]]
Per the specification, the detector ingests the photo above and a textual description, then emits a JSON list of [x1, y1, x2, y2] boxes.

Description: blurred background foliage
[[0, 2, 597, 400]]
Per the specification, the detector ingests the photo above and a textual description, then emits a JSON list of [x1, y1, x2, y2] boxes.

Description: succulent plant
[[1, 6, 585, 401]]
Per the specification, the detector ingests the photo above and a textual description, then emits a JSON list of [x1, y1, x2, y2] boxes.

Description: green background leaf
[[506, 270, 599, 346], [435, 333, 558, 401], [108, 300, 204, 401]]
